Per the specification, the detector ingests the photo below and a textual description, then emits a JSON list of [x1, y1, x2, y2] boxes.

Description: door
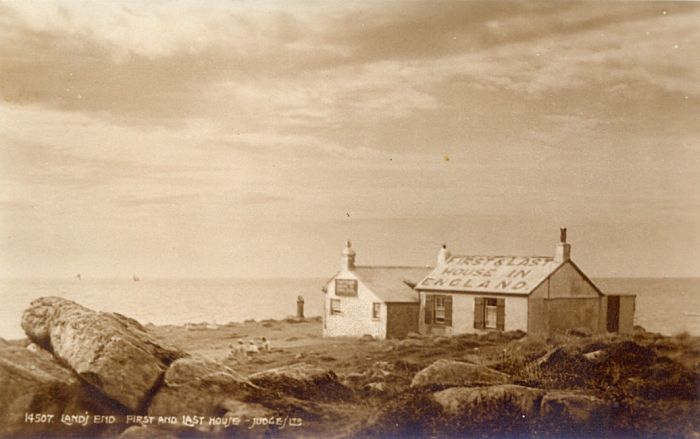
[[607, 296, 620, 332], [386, 304, 419, 338]]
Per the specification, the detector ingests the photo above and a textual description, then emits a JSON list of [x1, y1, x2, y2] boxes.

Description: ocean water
[[0, 277, 326, 340], [0, 277, 698, 340], [594, 277, 700, 337]]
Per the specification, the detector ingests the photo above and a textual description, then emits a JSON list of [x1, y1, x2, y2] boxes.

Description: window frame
[[425, 294, 452, 326], [474, 297, 505, 331], [330, 298, 342, 315], [484, 298, 498, 329], [372, 302, 381, 320], [434, 296, 446, 324]]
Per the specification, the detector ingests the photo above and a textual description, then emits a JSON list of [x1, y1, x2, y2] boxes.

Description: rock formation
[[148, 356, 258, 420], [0, 339, 123, 438], [540, 390, 609, 425], [249, 363, 353, 401], [22, 297, 186, 411], [411, 359, 510, 388], [433, 384, 544, 418]]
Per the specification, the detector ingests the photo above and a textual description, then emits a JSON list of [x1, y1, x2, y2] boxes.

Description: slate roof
[[353, 266, 431, 303], [415, 255, 562, 295]]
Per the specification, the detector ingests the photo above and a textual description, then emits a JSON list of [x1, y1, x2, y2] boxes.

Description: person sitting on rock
[[260, 336, 271, 352], [235, 339, 247, 358], [247, 340, 260, 354], [226, 341, 245, 361]]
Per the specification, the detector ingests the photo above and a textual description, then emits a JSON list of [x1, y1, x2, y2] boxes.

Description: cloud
[[0, 1, 313, 59], [2, 0, 697, 130], [0, 1, 698, 278], [0, 2, 323, 124]]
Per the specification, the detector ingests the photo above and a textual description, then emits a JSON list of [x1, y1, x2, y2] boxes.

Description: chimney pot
[[341, 240, 356, 271], [438, 244, 451, 266], [555, 228, 571, 262]]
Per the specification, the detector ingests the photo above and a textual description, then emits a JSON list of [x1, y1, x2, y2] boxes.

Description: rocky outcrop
[[364, 382, 387, 394], [535, 346, 590, 371], [433, 384, 544, 418], [411, 359, 509, 388], [22, 297, 186, 411], [532, 341, 698, 400], [583, 349, 607, 363], [540, 390, 609, 425], [148, 356, 259, 421], [398, 338, 423, 348], [433, 385, 608, 426], [531, 346, 595, 387], [594, 341, 698, 399], [249, 363, 353, 401], [0, 340, 123, 438]]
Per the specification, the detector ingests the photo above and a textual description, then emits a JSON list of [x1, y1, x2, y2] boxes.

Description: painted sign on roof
[[416, 256, 559, 295]]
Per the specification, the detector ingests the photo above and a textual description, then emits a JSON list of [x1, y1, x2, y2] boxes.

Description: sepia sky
[[1, 1, 698, 279]]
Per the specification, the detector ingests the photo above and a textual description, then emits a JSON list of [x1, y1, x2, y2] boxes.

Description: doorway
[[607, 296, 620, 332]]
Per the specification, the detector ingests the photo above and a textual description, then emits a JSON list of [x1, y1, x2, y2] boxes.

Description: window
[[372, 303, 381, 319], [434, 296, 446, 323], [424, 294, 452, 326], [331, 299, 342, 315], [485, 298, 498, 329], [474, 297, 505, 330]]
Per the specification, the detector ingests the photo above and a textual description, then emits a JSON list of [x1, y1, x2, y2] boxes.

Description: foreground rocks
[[411, 359, 509, 388], [528, 340, 699, 400], [359, 333, 700, 438], [149, 356, 259, 419], [0, 339, 123, 438], [433, 384, 544, 418], [540, 390, 609, 425], [6, 298, 293, 438], [22, 297, 186, 411], [431, 384, 610, 427], [249, 363, 353, 401], [2, 298, 697, 439]]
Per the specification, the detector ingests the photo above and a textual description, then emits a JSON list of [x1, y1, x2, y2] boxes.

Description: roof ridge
[[449, 255, 554, 258], [355, 265, 431, 269]]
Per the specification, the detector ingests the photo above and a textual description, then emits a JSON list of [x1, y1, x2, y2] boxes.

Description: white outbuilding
[[322, 241, 430, 339]]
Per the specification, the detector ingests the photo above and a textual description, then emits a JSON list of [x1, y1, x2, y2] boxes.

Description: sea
[[0, 277, 698, 340]]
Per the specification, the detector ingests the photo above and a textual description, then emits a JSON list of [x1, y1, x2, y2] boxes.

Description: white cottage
[[322, 241, 430, 339], [416, 229, 635, 336]]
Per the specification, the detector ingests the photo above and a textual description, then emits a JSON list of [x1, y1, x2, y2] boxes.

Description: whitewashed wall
[[419, 292, 528, 335], [323, 270, 386, 339]]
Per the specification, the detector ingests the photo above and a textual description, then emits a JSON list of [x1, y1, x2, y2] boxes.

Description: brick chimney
[[340, 240, 356, 271], [554, 227, 571, 263]]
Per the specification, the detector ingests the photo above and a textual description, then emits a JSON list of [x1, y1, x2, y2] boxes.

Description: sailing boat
[[132, 274, 140, 282]]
